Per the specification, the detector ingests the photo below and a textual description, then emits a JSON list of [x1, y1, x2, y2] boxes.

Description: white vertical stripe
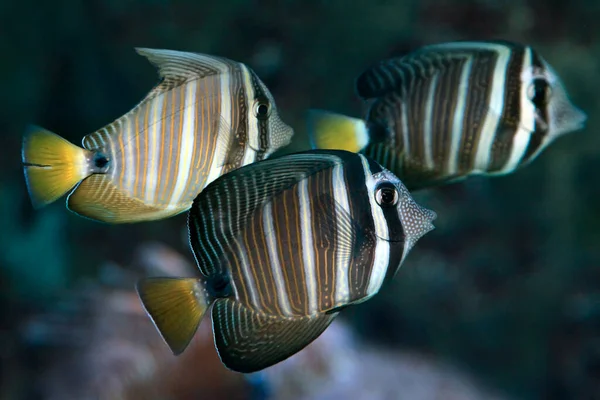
[[298, 179, 318, 315], [473, 45, 512, 172], [447, 57, 474, 175], [423, 74, 440, 170], [99, 130, 107, 146], [332, 162, 351, 304], [235, 239, 260, 309], [424, 42, 513, 173], [206, 72, 232, 186], [106, 128, 117, 180], [168, 80, 197, 206], [500, 47, 534, 173], [144, 94, 164, 202], [359, 155, 390, 297], [123, 117, 136, 193], [113, 120, 123, 182], [89, 135, 99, 148], [262, 202, 293, 317]]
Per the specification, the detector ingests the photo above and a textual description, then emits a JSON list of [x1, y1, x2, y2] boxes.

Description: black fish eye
[[527, 78, 552, 107], [375, 183, 399, 207], [254, 97, 271, 120]]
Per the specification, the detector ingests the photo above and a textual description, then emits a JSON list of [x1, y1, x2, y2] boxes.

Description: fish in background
[[22, 48, 294, 223], [308, 40, 587, 191], [136, 150, 436, 373]]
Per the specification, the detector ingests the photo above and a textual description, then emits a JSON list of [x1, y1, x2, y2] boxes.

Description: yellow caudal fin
[[136, 277, 210, 355], [22, 125, 93, 209], [306, 110, 369, 153]]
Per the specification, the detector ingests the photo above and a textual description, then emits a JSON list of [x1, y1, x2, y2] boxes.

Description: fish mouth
[[375, 234, 404, 243]]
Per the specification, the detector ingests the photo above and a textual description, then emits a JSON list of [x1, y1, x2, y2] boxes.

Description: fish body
[[136, 150, 436, 373], [308, 40, 586, 190], [22, 48, 294, 223]]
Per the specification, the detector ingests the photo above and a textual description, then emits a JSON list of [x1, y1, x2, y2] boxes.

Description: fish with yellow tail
[[22, 48, 294, 223], [308, 40, 586, 191], [136, 150, 436, 373]]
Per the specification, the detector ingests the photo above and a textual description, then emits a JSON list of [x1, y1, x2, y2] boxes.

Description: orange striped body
[[64, 48, 294, 223]]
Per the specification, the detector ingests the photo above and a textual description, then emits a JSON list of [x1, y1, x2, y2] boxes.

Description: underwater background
[[1, 0, 599, 399]]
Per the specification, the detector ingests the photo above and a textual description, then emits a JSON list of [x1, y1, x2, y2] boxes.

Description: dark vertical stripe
[[229, 67, 247, 171], [346, 156, 377, 301], [432, 57, 465, 179], [406, 75, 427, 169], [460, 52, 495, 172], [520, 50, 550, 165], [383, 241, 404, 287], [242, 192, 279, 314], [271, 183, 306, 314], [250, 71, 270, 161], [488, 46, 524, 172]]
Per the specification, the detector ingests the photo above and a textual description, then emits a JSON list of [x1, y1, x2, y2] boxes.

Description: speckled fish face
[[360, 159, 436, 253]]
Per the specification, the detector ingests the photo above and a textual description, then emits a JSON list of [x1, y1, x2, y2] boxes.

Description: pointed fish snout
[[399, 198, 437, 245], [415, 205, 437, 240], [420, 207, 437, 237], [569, 105, 587, 130]]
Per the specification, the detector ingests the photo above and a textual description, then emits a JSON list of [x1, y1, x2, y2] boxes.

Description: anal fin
[[67, 175, 183, 223], [211, 298, 336, 373]]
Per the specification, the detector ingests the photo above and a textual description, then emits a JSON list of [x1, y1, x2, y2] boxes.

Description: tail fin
[[136, 277, 210, 355], [306, 110, 369, 153], [22, 125, 93, 209]]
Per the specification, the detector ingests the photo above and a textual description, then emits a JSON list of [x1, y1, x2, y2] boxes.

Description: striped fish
[[21, 47, 294, 223], [136, 150, 436, 373], [307, 40, 587, 190]]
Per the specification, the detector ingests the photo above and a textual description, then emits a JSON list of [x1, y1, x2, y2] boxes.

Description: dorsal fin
[[355, 50, 468, 100], [135, 47, 237, 97]]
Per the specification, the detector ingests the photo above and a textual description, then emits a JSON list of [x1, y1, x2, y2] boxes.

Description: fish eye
[[375, 183, 399, 208], [254, 97, 271, 120], [527, 78, 552, 107]]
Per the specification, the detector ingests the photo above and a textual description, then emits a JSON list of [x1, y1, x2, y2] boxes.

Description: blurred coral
[[265, 318, 509, 400], [21, 243, 248, 400], [20, 243, 510, 400]]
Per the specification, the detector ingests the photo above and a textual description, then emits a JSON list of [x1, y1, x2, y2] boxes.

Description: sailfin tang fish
[[137, 150, 436, 373], [308, 40, 586, 190], [22, 47, 294, 223]]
